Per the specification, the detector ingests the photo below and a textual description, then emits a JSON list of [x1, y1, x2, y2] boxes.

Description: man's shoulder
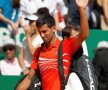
[[33, 47, 42, 56], [63, 37, 76, 43]]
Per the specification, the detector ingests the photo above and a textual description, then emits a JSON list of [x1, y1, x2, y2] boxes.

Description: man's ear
[[51, 25, 56, 32]]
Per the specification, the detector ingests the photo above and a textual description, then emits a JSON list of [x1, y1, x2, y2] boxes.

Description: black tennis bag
[[73, 55, 98, 90], [29, 74, 41, 90]]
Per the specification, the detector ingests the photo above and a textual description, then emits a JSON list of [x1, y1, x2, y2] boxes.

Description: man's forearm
[[79, 7, 89, 38], [16, 69, 35, 90], [26, 35, 36, 55]]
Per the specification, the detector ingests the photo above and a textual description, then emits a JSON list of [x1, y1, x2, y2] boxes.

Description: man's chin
[[43, 40, 47, 43], [44, 41, 48, 44]]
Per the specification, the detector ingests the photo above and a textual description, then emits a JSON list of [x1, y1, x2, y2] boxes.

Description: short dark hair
[[62, 25, 81, 39], [36, 14, 55, 28]]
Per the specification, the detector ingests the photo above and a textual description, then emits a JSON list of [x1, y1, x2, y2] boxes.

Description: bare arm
[[16, 69, 36, 90], [18, 47, 29, 75], [26, 35, 36, 55], [74, 0, 89, 47], [0, 9, 18, 34], [24, 24, 36, 55], [18, 47, 25, 69]]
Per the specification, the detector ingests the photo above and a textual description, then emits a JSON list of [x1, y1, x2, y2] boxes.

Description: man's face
[[37, 24, 55, 44], [3, 45, 15, 60]]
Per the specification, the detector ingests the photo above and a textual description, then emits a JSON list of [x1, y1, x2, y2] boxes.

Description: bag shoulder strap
[[58, 40, 65, 90], [36, 43, 44, 73], [37, 43, 44, 59]]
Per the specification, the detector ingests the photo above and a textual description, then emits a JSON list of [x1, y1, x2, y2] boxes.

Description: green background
[[86, 30, 108, 60], [0, 76, 23, 90]]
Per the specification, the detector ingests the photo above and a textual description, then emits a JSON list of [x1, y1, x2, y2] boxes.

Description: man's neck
[[45, 34, 56, 47]]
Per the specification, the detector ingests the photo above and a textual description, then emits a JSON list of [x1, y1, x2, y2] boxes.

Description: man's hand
[[23, 68, 29, 75], [76, 0, 89, 9]]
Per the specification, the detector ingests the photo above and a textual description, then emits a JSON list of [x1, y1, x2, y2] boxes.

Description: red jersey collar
[[43, 38, 60, 51]]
